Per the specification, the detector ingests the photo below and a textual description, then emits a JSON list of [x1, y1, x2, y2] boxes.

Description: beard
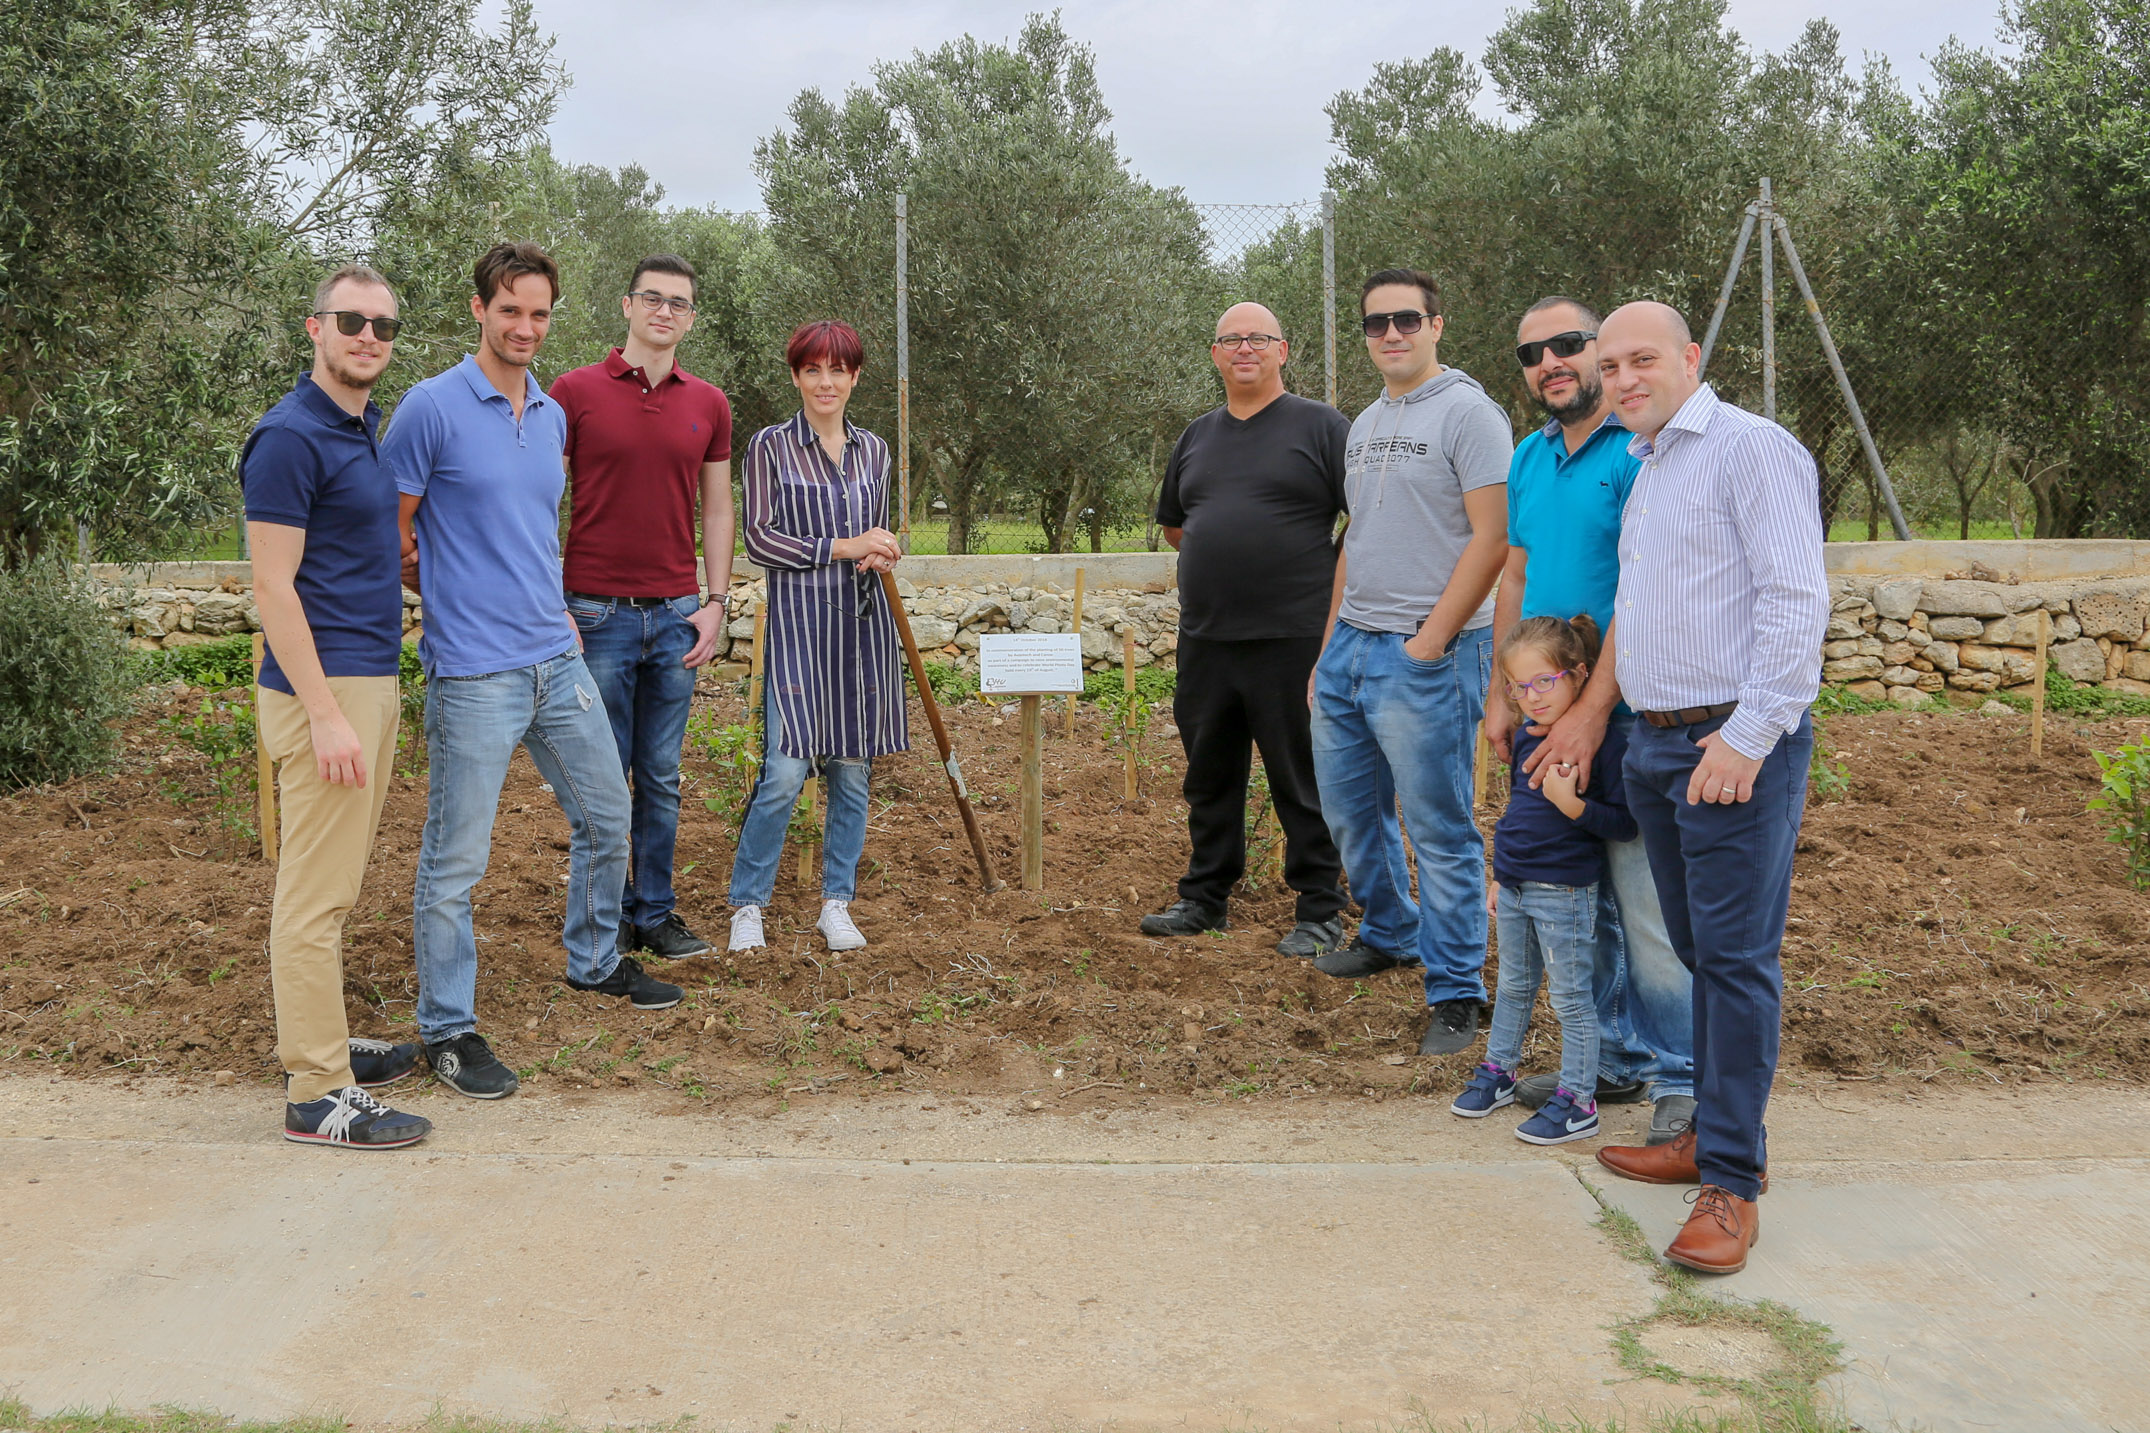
[[322, 352, 385, 393], [1536, 367, 1604, 423], [485, 330, 536, 368]]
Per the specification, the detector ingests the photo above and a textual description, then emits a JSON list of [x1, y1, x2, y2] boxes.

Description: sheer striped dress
[[739, 411, 910, 762]]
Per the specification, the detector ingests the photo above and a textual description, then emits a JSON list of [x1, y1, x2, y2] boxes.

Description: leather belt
[[566, 591, 691, 608], [1638, 701, 1739, 729]]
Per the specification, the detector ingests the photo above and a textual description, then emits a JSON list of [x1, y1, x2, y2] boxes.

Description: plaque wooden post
[[1020, 694, 1044, 890]]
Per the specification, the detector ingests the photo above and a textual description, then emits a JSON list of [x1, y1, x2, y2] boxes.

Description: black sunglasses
[[314, 310, 403, 341], [1362, 310, 1430, 338], [1515, 330, 1595, 367]]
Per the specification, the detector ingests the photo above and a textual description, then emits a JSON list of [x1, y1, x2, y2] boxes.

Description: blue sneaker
[[1515, 1087, 1600, 1146], [1450, 1062, 1518, 1118], [285, 1086, 431, 1149]]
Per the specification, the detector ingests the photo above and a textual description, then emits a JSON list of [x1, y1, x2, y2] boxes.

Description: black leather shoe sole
[[1516, 1072, 1651, 1110]]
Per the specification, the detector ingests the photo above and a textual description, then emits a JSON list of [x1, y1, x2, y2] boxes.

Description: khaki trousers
[[258, 677, 399, 1103]]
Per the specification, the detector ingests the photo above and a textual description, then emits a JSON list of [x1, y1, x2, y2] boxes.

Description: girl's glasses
[[1503, 668, 1573, 700]]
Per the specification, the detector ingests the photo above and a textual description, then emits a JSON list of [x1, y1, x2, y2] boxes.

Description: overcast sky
[[529, 0, 2006, 212]]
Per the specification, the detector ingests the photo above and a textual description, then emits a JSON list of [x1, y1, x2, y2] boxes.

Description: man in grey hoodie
[[1310, 267, 1512, 1056]]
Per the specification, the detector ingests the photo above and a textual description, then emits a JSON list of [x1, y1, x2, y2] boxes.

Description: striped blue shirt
[[1612, 385, 1828, 759], [741, 412, 909, 762]]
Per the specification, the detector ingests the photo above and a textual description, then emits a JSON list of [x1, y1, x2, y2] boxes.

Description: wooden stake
[[251, 633, 277, 863], [1065, 567, 1086, 737], [1472, 726, 1493, 809], [2031, 606, 2050, 758], [1020, 695, 1044, 890], [745, 602, 769, 782], [1122, 631, 1138, 801], [797, 775, 819, 883], [879, 570, 998, 890]]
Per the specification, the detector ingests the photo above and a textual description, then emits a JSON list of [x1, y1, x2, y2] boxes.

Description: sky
[[527, 0, 2007, 213]]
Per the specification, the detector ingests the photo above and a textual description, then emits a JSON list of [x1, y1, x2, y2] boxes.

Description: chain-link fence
[[152, 182, 2065, 562]]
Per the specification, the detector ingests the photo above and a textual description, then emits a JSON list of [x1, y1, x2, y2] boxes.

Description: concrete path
[[1, 1077, 2144, 1432]]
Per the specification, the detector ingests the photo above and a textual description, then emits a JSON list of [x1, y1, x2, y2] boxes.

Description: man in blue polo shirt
[[385, 241, 680, 1101], [1484, 296, 1696, 1143], [246, 264, 429, 1149]]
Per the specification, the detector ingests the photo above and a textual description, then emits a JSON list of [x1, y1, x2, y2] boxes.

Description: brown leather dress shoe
[[1595, 1128, 1770, 1192], [1664, 1185, 1760, 1274]]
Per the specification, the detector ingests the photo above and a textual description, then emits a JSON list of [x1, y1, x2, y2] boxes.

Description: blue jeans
[[571, 593, 700, 929], [1623, 710, 1812, 1202], [413, 652, 630, 1044], [1593, 832, 1697, 1099], [1311, 622, 1494, 1006], [727, 687, 873, 907], [1487, 881, 1600, 1103]]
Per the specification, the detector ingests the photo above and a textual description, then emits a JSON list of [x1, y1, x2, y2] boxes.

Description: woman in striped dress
[[728, 320, 908, 954]]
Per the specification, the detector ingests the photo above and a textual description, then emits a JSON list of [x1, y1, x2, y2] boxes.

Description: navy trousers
[[1621, 710, 1811, 1201]]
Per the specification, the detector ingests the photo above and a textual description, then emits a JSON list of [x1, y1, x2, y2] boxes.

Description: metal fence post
[[1321, 190, 1337, 407], [895, 192, 911, 553], [1759, 177, 1777, 423], [1698, 201, 1758, 379]]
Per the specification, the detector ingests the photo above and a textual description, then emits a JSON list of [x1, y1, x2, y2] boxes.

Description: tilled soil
[[1, 683, 2145, 1109]]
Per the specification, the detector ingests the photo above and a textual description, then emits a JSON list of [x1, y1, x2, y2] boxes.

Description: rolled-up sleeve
[[740, 430, 831, 571], [1720, 427, 1828, 759]]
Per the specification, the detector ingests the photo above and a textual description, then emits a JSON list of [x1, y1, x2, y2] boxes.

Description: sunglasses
[[1502, 668, 1574, 700], [1362, 309, 1430, 338], [314, 310, 402, 341], [1515, 330, 1595, 367]]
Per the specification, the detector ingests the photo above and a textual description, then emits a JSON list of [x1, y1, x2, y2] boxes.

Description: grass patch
[[1578, 1178, 1849, 1432], [1992, 666, 2150, 720]]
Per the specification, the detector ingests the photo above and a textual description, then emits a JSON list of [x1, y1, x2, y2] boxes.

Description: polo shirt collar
[[786, 409, 860, 448], [292, 372, 379, 432], [1626, 384, 1719, 460], [1536, 408, 1627, 444], [602, 346, 689, 388], [454, 352, 549, 411]]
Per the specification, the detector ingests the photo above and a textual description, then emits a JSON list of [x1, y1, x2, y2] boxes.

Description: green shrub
[[2089, 734, 2150, 889], [1994, 667, 2150, 719], [0, 558, 133, 788], [135, 633, 257, 691], [158, 691, 259, 841]]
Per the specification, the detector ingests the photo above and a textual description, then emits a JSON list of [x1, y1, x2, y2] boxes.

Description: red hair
[[786, 319, 864, 373]]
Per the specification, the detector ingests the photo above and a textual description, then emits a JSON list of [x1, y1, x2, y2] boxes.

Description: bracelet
[[704, 594, 730, 609]]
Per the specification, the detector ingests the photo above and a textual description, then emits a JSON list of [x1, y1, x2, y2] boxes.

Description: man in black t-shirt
[[1145, 301, 1350, 957]]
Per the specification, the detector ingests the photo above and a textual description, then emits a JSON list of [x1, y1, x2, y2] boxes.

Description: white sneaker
[[817, 899, 866, 952], [728, 905, 765, 952]]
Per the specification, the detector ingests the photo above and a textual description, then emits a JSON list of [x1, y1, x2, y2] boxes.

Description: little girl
[[1452, 614, 1636, 1144]]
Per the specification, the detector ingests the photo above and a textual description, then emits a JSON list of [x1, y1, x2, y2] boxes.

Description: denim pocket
[[1399, 636, 1458, 671], [668, 595, 703, 623], [567, 596, 614, 630]]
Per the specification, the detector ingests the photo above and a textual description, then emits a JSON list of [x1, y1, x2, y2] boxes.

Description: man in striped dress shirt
[[1588, 302, 1828, 1275]]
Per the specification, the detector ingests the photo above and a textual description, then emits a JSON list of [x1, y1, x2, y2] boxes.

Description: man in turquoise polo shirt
[[1484, 295, 1696, 1143], [386, 241, 681, 1101]]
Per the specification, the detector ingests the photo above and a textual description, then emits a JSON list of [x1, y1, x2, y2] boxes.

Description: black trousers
[[1173, 634, 1345, 922]]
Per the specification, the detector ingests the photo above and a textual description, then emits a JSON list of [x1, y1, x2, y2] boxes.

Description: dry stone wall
[[89, 565, 2150, 702]]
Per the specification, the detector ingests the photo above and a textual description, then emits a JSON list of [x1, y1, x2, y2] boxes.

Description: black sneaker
[[1313, 936, 1413, 979], [1139, 898, 1228, 937], [349, 1037, 423, 1088], [568, 954, 682, 1010], [1275, 916, 1346, 959], [1416, 998, 1485, 1057], [1516, 1072, 1650, 1110], [285, 1086, 432, 1148], [425, 1032, 519, 1099], [633, 912, 713, 960]]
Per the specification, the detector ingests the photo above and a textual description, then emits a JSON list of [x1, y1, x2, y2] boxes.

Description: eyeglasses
[[1515, 330, 1596, 367], [314, 310, 402, 341], [1362, 310, 1430, 338], [1503, 669, 1574, 700], [628, 290, 697, 315], [1212, 333, 1280, 351]]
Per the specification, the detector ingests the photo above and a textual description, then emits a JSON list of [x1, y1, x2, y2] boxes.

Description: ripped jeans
[[727, 686, 873, 908], [413, 651, 631, 1044]]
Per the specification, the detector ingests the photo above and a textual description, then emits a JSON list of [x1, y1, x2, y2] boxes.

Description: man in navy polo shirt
[[385, 241, 681, 1101], [246, 264, 429, 1149], [553, 254, 735, 960], [1484, 296, 1695, 1143]]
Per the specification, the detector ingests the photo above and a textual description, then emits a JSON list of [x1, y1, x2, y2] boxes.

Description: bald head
[[1597, 301, 1701, 440], [1211, 301, 1289, 411]]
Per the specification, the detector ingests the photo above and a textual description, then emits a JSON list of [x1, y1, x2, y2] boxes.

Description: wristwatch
[[704, 593, 730, 610]]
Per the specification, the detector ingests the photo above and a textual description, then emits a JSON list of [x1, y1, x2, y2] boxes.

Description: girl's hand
[[1485, 882, 1499, 917], [1542, 760, 1585, 817]]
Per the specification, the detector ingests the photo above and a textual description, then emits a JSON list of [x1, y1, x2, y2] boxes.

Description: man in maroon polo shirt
[[553, 253, 736, 959]]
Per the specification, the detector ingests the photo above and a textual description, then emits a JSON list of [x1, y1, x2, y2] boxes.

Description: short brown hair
[[1361, 267, 1442, 318], [314, 263, 395, 315], [473, 242, 560, 306], [630, 253, 696, 297]]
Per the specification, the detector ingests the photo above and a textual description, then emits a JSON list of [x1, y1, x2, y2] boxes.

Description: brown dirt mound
[[1, 685, 2144, 1107]]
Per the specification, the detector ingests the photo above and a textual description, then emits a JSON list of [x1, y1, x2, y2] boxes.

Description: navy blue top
[[241, 375, 404, 696], [1493, 721, 1638, 888]]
